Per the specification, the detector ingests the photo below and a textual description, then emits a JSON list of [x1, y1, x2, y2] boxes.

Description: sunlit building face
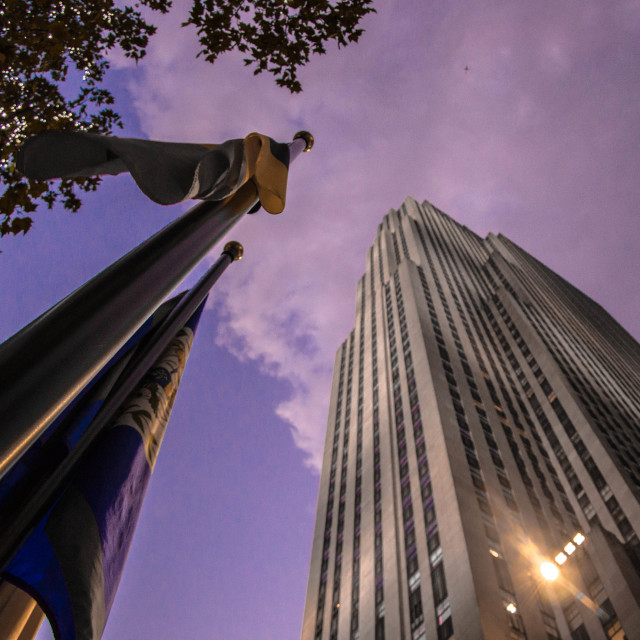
[[301, 197, 640, 640]]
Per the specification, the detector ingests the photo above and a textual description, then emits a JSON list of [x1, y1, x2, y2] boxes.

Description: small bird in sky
[[464, 65, 470, 73]]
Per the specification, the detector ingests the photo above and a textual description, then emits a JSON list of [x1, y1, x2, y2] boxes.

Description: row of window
[[371, 258, 385, 640], [422, 211, 576, 547], [417, 203, 633, 638], [537, 298, 640, 491], [490, 244, 640, 493], [315, 341, 349, 639], [488, 293, 638, 545], [349, 285, 367, 639], [386, 282, 425, 634], [414, 247, 526, 638], [414, 209, 563, 637], [492, 238, 640, 424], [388, 271, 453, 640], [477, 298, 576, 545], [416, 219, 533, 517], [329, 331, 357, 640], [483, 244, 630, 639]]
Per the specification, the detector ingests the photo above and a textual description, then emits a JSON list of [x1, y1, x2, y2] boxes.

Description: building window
[[436, 598, 453, 639], [431, 563, 448, 603]]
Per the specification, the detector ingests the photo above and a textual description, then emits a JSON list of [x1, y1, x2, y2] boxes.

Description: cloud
[[119, 0, 640, 472]]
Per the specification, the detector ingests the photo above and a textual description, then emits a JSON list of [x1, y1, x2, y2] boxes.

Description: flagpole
[[0, 131, 313, 482], [0, 241, 245, 572]]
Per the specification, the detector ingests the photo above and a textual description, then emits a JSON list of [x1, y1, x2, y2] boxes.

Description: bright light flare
[[506, 603, 517, 614], [573, 533, 585, 545], [555, 552, 567, 565], [564, 542, 576, 555], [540, 561, 559, 581]]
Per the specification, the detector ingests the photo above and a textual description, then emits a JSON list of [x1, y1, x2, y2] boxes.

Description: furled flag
[[0, 293, 184, 519], [17, 131, 291, 213], [1, 300, 206, 640]]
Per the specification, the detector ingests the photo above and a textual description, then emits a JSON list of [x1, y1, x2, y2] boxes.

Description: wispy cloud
[[121, 0, 640, 471]]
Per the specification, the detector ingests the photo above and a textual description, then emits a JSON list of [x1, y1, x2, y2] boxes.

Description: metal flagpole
[[0, 131, 313, 482], [0, 240, 243, 572], [0, 580, 44, 640]]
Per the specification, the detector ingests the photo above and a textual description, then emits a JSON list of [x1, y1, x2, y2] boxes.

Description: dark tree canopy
[[185, 0, 376, 93], [0, 0, 171, 236], [0, 0, 375, 237]]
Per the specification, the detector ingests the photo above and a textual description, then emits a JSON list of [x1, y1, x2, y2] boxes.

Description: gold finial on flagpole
[[293, 131, 314, 152], [223, 241, 244, 261]]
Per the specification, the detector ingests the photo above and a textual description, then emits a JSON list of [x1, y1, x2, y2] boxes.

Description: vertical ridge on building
[[302, 197, 640, 640]]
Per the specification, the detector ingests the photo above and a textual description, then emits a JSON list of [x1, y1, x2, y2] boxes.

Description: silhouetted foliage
[[1, 0, 374, 236], [0, 0, 172, 235], [184, 0, 375, 93]]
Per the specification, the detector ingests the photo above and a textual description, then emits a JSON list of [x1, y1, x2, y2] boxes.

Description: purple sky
[[0, 1, 637, 638]]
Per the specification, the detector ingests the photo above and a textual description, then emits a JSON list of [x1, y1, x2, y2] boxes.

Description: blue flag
[[1, 301, 205, 640], [0, 293, 184, 516]]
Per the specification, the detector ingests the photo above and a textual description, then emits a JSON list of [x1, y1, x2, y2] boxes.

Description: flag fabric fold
[[17, 131, 290, 214], [1, 301, 206, 640], [0, 294, 183, 518]]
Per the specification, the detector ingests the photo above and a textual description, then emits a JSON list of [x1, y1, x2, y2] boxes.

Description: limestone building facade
[[301, 198, 640, 640]]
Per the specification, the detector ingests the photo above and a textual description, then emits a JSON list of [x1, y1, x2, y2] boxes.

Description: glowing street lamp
[[538, 533, 585, 583], [540, 561, 559, 581]]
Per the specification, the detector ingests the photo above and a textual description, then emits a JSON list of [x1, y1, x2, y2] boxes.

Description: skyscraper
[[301, 198, 640, 640]]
